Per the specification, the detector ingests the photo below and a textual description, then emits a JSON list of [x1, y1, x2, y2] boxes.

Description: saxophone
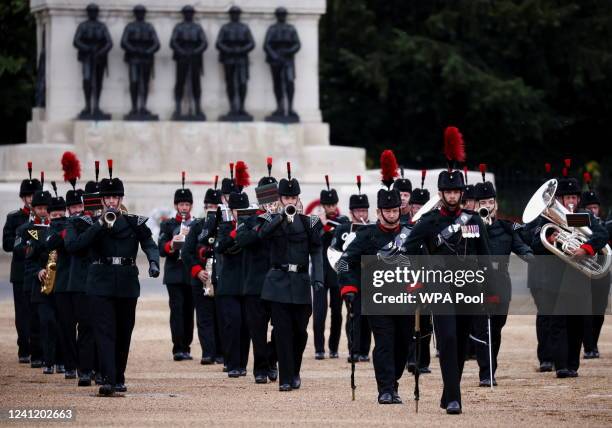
[[41, 250, 58, 295]]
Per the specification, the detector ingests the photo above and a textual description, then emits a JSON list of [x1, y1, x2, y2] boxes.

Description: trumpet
[[283, 204, 297, 223], [523, 179, 612, 279], [478, 207, 493, 225], [102, 204, 128, 229]]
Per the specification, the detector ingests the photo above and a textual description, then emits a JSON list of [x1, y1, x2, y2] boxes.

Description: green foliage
[[0, 0, 36, 144]]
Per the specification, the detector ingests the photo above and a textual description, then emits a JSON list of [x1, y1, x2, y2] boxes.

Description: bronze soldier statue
[[215, 6, 255, 121], [121, 4, 160, 120], [73, 3, 113, 120], [170, 5, 207, 120], [264, 7, 301, 123]]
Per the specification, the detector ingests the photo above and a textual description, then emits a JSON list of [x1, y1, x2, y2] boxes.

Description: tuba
[[522, 179, 612, 279], [41, 250, 58, 295]]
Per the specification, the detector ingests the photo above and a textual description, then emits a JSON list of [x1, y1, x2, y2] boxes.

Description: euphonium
[[283, 204, 297, 223], [522, 179, 612, 279], [41, 250, 58, 295]]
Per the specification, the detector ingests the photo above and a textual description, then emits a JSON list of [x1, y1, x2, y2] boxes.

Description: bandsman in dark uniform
[[329, 175, 372, 362], [214, 161, 252, 378], [472, 164, 534, 387], [461, 165, 476, 212], [530, 163, 608, 378], [158, 172, 195, 361], [313, 175, 349, 360], [15, 180, 65, 375], [181, 177, 224, 365], [235, 158, 278, 383], [258, 162, 324, 391], [338, 150, 413, 404], [580, 172, 611, 359], [74, 160, 160, 396], [392, 167, 412, 225], [3, 162, 41, 364], [403, 127, 493, 414]]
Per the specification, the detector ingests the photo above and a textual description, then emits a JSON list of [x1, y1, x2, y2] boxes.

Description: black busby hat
[[31, 171, 51, 207], [409, 170, 430, 205], [377, 150, 401, 209], [555, 159, 580, 197], [474, 164, 496, 200], [581, 172, 600, 206], [221, 163, 237, 194], [320, 175, 339, 205], [174, 171, 193, 204], [278, 162, 301, 196], [392, 167, 412, 193], [48, 182, 66, 212], [228, 192, 249, 210], [19, 161, 42, 197], [66, 189, 84, 206], [99, 159, 124, 197], [438, 126, 466, 191], [258, 157, 277, 187], [349, 175, 369, 209], [204, 175, 222, 204]]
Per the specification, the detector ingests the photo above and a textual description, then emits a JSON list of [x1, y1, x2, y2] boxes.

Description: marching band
[[2, 126, 611, 414]]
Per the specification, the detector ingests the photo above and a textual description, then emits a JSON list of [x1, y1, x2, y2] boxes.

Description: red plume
[[463, 165, 468, 182], [95, 160, 100, 183], [544, 163, 551, 174], [214, 175, 219, 190], [61, 151, 81, 189], [421, 169, 427, 188], [235, 161, 250, 188], [380, 149, 399, 188], [325, 175, 331, 191], [266, 157, 273, 177], [562, 167, 568, 177], [181, 171, 186, 190], [479, 163, 487, 183], [287, 162, 292, 180], [40, 171, 45, 187], [356, 175, 362, 194], [27, 161, 33, 180], [107, 159, 113, 179], [564, 158, 571, 169], [229, 162, 234, 180], [443, 126, 466, 167], [583, 172, 592, 188]]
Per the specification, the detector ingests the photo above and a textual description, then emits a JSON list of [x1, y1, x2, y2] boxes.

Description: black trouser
[[12, 282, 30, 358], [312, 283, 342, 353], [166, 283, 194, 355], [27, 294, 43, 362], [244, 295, 276, 376], [270, 302, 311, 385], [90, 296, 137, 386], [474, 307, 509, 381], [55, 292, 95, 374], [408, 314, 432, 368], [38, 297, 63, 367], [216, 296, 250, 371], [549, 314, 583, 371], [368, 315, 412, 395], [531, 288, 553, 363], [345, 296, 372, 356], [433, 314, 473, 408], [213, 296, 224, 361], [191, 285, 218, 359], [583, 276, 610, 352]]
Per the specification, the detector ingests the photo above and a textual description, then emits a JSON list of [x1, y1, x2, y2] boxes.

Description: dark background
[[2, 0, 612, 217]]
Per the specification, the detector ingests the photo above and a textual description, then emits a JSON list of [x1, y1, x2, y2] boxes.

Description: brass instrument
[[283, 204, 297, 223], [478, 207, 493, 225], [172, 213, 190, 251], [203, 236, 215, 296], [102, 204, 128, 229], [41, 250, 58, 295], [522, 179, 612, 279]]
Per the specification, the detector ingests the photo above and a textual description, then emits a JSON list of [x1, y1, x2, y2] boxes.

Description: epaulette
[[78, 215, 94, 225], [127, 214, 149, 226], [310, 214, 321, 228], [258, 212, 273, 223], [8, 209, 19, 216]]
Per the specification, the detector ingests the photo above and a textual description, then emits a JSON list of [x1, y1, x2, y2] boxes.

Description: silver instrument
[[283, 204, 297, 223], [411, 194, 441, 223], [478, 207, 493, 225], [103, 209, 118, 228], [522, 179, 612, 279]]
